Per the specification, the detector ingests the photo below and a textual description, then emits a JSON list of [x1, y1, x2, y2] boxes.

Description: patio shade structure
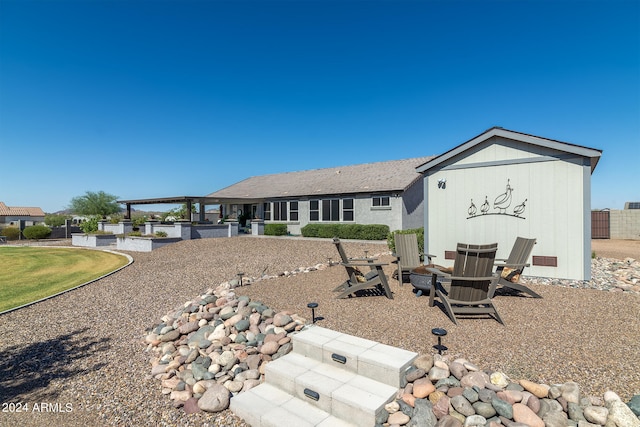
[[117, 196, 228, 221]]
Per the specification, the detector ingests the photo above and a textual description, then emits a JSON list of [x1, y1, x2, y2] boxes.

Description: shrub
[[132, 216, 148, 228], [387, 227, 425, 255], [80, 216, 100, 233], [300, 224, 389, 240], [0, 227, 21, 240], [265, 223, 288, 236], [155, 231, 168, 237], [128, 231, 143, 237], [22, 225, 52, 240]]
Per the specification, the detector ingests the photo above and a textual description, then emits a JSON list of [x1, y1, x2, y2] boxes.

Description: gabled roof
[[0, 202, 45, 217], [207, 156, 434, 200], [416, 127, 602, 174]]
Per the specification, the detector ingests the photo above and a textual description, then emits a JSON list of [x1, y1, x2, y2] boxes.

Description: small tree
[[45, 214, 68, 227], [69, 191, 121, 218]]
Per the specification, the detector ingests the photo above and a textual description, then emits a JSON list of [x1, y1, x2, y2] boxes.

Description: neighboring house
[[0, 202, 46, 227], [206, 157, 434, 235], [416, 127, 602, 281]]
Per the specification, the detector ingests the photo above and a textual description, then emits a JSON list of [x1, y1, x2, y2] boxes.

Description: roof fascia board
[[416, 127, 602, 174]]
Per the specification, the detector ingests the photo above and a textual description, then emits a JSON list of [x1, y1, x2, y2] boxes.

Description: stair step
[[230, 383, 357, 427], [230, 326, 418, 427], [292, 325, 418, 388]]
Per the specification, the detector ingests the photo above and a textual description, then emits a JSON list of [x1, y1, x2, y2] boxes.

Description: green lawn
[[0, 246, 129, 312]]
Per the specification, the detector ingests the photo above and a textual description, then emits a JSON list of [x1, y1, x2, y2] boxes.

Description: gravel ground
[[1, 236, 639, 427], [592, 238, 640, 260]]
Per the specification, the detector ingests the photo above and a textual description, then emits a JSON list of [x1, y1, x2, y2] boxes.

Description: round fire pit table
[[410, 265, 433, 297]]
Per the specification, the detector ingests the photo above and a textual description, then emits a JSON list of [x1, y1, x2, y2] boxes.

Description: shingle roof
[[207, 156, 434, 200], [0, 202, 46, 217]]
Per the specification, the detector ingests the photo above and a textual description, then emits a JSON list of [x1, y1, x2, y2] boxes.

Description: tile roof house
[[206, 157, 434, 234], [0, 202, 46, 226]]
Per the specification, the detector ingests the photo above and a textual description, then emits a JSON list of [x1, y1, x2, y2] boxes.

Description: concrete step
[[230, 382, 357, 427], [291, 325, 418, 388], [230, 326, 418, 427]]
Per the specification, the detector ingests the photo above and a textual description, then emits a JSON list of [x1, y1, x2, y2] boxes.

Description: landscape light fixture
[[307, 302, 319, 324], [236, 272, 244, 287], [431, 327, 448, 355]]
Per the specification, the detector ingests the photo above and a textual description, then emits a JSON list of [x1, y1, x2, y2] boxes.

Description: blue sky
[[1, 0, 638, 213]]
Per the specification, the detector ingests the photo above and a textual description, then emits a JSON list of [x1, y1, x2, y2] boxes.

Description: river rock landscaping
[[146, 256, 640, 426]]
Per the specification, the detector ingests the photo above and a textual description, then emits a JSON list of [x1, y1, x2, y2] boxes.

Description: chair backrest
[[506, 237, 537, 268], [450, 243, 498, 302], [333, 238, 350, 263], [333, 238, 362, 280], [395, 233, 421, 269]]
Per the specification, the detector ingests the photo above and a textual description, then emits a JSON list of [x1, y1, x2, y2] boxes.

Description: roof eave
[[416, 127, 603, 174]]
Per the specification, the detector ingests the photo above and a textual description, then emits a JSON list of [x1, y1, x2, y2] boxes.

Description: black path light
[[236, 272, 244, 287], [432, 327, 448, 355], [307, 302, 319, 324]]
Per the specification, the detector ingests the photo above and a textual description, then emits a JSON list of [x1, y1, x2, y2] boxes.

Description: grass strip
[[0, 247, 128, 312]]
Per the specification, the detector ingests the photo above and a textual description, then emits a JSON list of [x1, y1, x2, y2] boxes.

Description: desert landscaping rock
[[1, 237, 639, 427]]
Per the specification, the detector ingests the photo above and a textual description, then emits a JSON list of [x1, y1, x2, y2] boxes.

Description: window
[[343, 198, 354, 221], [310, 200, 319, 221], [311, 198, 353, 221], [263, 202, 271, 221], [273, 201, 288, 221], [373, 196, 390, 207], [289, 201, 299, 221], [322, 199, 340, 221]]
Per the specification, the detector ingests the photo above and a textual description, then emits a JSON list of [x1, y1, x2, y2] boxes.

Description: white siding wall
[[425, 139, 591, 280]]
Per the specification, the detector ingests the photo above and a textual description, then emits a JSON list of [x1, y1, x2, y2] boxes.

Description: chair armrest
[[425, 267, 451, 279], [342, 262, 388, 268], [348, 257, 378, 262], [500, 262, 529, 269], [449, 275, 498, 282], [494, 258, 508, 263]]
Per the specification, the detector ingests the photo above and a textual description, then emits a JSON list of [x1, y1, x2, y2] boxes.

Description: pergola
[[117, 196, 224, 221]]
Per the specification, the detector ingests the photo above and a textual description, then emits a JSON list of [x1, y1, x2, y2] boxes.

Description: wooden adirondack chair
[[332, 238, 393, 299], [395, 233, 422, 279], [427, 243, 503, 325], [494, 237, 542, 298], [393, 233, 434, 284]]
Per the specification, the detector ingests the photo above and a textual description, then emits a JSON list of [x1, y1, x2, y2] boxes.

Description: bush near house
[[387, 227, 425, 255], [265, 224, 288, 236], [0, 227, 21, 241], [301, 224, 390, 240], [22, 225, 52, 240]]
